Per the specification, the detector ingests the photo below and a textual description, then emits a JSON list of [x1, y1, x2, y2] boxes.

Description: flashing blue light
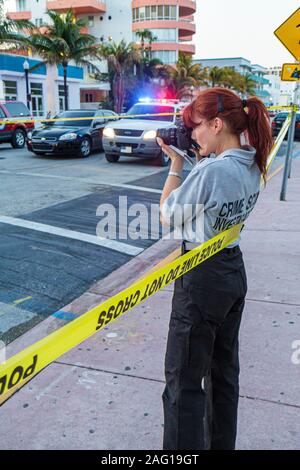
[[139, 97, 152, 103]]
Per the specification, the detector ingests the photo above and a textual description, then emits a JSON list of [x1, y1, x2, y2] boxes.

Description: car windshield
[[50, 112, 95, 127], [5, 102, 31, 117], [276, 113, 289, 119], [125, 104, 175, 122]]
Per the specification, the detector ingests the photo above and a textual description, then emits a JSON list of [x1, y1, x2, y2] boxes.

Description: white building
[[266, 66, 296, 106]]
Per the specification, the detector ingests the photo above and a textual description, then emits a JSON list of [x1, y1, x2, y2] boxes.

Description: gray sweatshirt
[[161, 145, 261, 248]]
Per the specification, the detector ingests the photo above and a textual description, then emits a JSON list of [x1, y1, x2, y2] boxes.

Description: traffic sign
[[274, 7, 300, 61], [281, 63, 300, 81]]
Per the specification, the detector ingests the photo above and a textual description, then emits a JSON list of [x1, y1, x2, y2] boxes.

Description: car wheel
[[11, 129, 26, 149], [79, 137, 91, 157], [154, 150, 169, 167], [105, 154, 120, 163]]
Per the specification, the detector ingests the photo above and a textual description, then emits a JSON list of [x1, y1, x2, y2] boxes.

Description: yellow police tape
[[0, 223, 242, 405], [267, 114, 291, 172], [0, 113, 181, 125]]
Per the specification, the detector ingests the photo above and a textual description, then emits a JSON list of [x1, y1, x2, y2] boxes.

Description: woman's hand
[[157, 137, 184, 172]]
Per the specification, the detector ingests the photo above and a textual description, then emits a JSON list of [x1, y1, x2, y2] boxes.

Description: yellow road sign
[[274, 7, 300, 61], [281, 63, 300, 81]]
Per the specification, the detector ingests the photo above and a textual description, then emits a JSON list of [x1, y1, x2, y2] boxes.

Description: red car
[[0, 101, 34, 149]]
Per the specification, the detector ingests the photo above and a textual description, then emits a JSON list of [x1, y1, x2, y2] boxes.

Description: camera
[[157, 119, 199, 151]]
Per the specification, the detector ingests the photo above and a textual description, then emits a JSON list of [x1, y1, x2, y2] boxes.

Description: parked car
[[272, 112, 300, 140], [0, 101, 34, 149], [102, 99, 187, 166], [27, 109, 118, 157]]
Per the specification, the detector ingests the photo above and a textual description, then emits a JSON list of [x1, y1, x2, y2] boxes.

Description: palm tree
[[207, 66, 226, 87], [100, 39, 140, 113], [0, 0, 34, 49], [135, 29, 157, 61], [28, 10, 100, 110], [239, 73, 256, 97], [166, 53, 206, 99]]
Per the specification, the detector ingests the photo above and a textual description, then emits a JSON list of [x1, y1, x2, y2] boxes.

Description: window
[[170, 6, 176, 19], [139, 7, 145, 20], [88, 16, 94, 27], [133, 5, 177, 22], [152, 50, 177, 64], [58, 84, 68, 112], [151, 6, 156, 19], [30, 82, 44, 117], [127, 104, 175, 122], [4, 102, 30, 116], [3, 81, 17, 101], [85, 93, 93, 102], [151, 29, 176, 42], [17, 0, 26, 12]]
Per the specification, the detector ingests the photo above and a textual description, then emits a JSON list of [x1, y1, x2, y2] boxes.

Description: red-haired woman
[[158, 87, 273, 450]]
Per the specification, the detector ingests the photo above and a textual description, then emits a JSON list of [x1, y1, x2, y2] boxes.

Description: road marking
[[13, 296, 32, 305], [0, 170, 163, 194], [0, 216, 143, 256]]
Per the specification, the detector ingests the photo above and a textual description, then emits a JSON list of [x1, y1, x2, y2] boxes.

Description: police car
[[102, 99, 187, 166]]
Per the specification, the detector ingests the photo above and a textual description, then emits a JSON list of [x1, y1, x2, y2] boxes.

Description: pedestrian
[[157, 87, 273, 450]]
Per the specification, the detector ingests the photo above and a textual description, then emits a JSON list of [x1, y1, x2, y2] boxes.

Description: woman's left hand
[[157, 137, 184, 171]]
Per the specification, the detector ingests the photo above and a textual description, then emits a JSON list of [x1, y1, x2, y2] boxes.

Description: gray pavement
[[0, 152, 300, 450]]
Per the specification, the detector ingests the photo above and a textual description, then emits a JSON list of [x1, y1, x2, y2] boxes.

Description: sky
[[194, 0, 300, 67]]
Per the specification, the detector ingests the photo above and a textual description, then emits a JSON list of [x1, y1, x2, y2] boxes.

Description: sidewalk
[[1, 159, 300, 450]]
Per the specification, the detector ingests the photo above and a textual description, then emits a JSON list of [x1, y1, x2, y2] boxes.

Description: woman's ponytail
[[245, 97, 273, 186]]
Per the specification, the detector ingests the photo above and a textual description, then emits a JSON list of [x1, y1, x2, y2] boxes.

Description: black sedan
[[272, 112, 300, 141], [27, 109, 118, 157]]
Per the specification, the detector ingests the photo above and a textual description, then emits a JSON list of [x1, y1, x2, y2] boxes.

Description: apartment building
[[3, 0, 197, 112]]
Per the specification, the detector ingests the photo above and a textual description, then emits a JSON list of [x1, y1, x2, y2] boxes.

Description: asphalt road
[[0, 141, 299, 345]]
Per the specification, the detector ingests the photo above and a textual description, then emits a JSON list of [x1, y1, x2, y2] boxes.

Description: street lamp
[[23, 59, 31, 110]]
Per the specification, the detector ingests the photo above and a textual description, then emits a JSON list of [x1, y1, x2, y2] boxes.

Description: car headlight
[[59, 133, 77, 141], [103, 127, 115, 138], [143, 130, 157, 140], [27, 131, 32, 140]]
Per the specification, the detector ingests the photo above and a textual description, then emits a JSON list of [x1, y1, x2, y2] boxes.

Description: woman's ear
[[212, 117, 224, 135]]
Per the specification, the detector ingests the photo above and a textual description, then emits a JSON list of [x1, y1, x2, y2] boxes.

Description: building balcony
[[132, 0, 196, 17], [6, 11, 32, 20], [151, 42, 195, 54], [132, 19, 195, 38], [46, 0, 106, 14]]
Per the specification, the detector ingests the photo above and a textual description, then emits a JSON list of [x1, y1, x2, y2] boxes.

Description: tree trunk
[[63, 63, 68, 111], [113, 73, 125, 114]]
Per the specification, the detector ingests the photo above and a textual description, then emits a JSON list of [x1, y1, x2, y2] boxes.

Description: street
[[0, 141, 299, 345]]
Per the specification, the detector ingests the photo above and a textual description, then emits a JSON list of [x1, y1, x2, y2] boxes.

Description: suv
[[102, 99, 187, 166], [0, 101, 34, 148]]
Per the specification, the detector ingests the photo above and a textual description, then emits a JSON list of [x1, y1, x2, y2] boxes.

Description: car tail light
[[272, 121, 276, 127], [296, 122, 300, 128]]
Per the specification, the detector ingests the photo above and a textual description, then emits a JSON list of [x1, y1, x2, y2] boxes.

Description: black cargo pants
[[162, 244, 247, 450]]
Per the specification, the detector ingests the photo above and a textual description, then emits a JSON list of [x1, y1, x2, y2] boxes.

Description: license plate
[[120, 146, 132, 154]]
